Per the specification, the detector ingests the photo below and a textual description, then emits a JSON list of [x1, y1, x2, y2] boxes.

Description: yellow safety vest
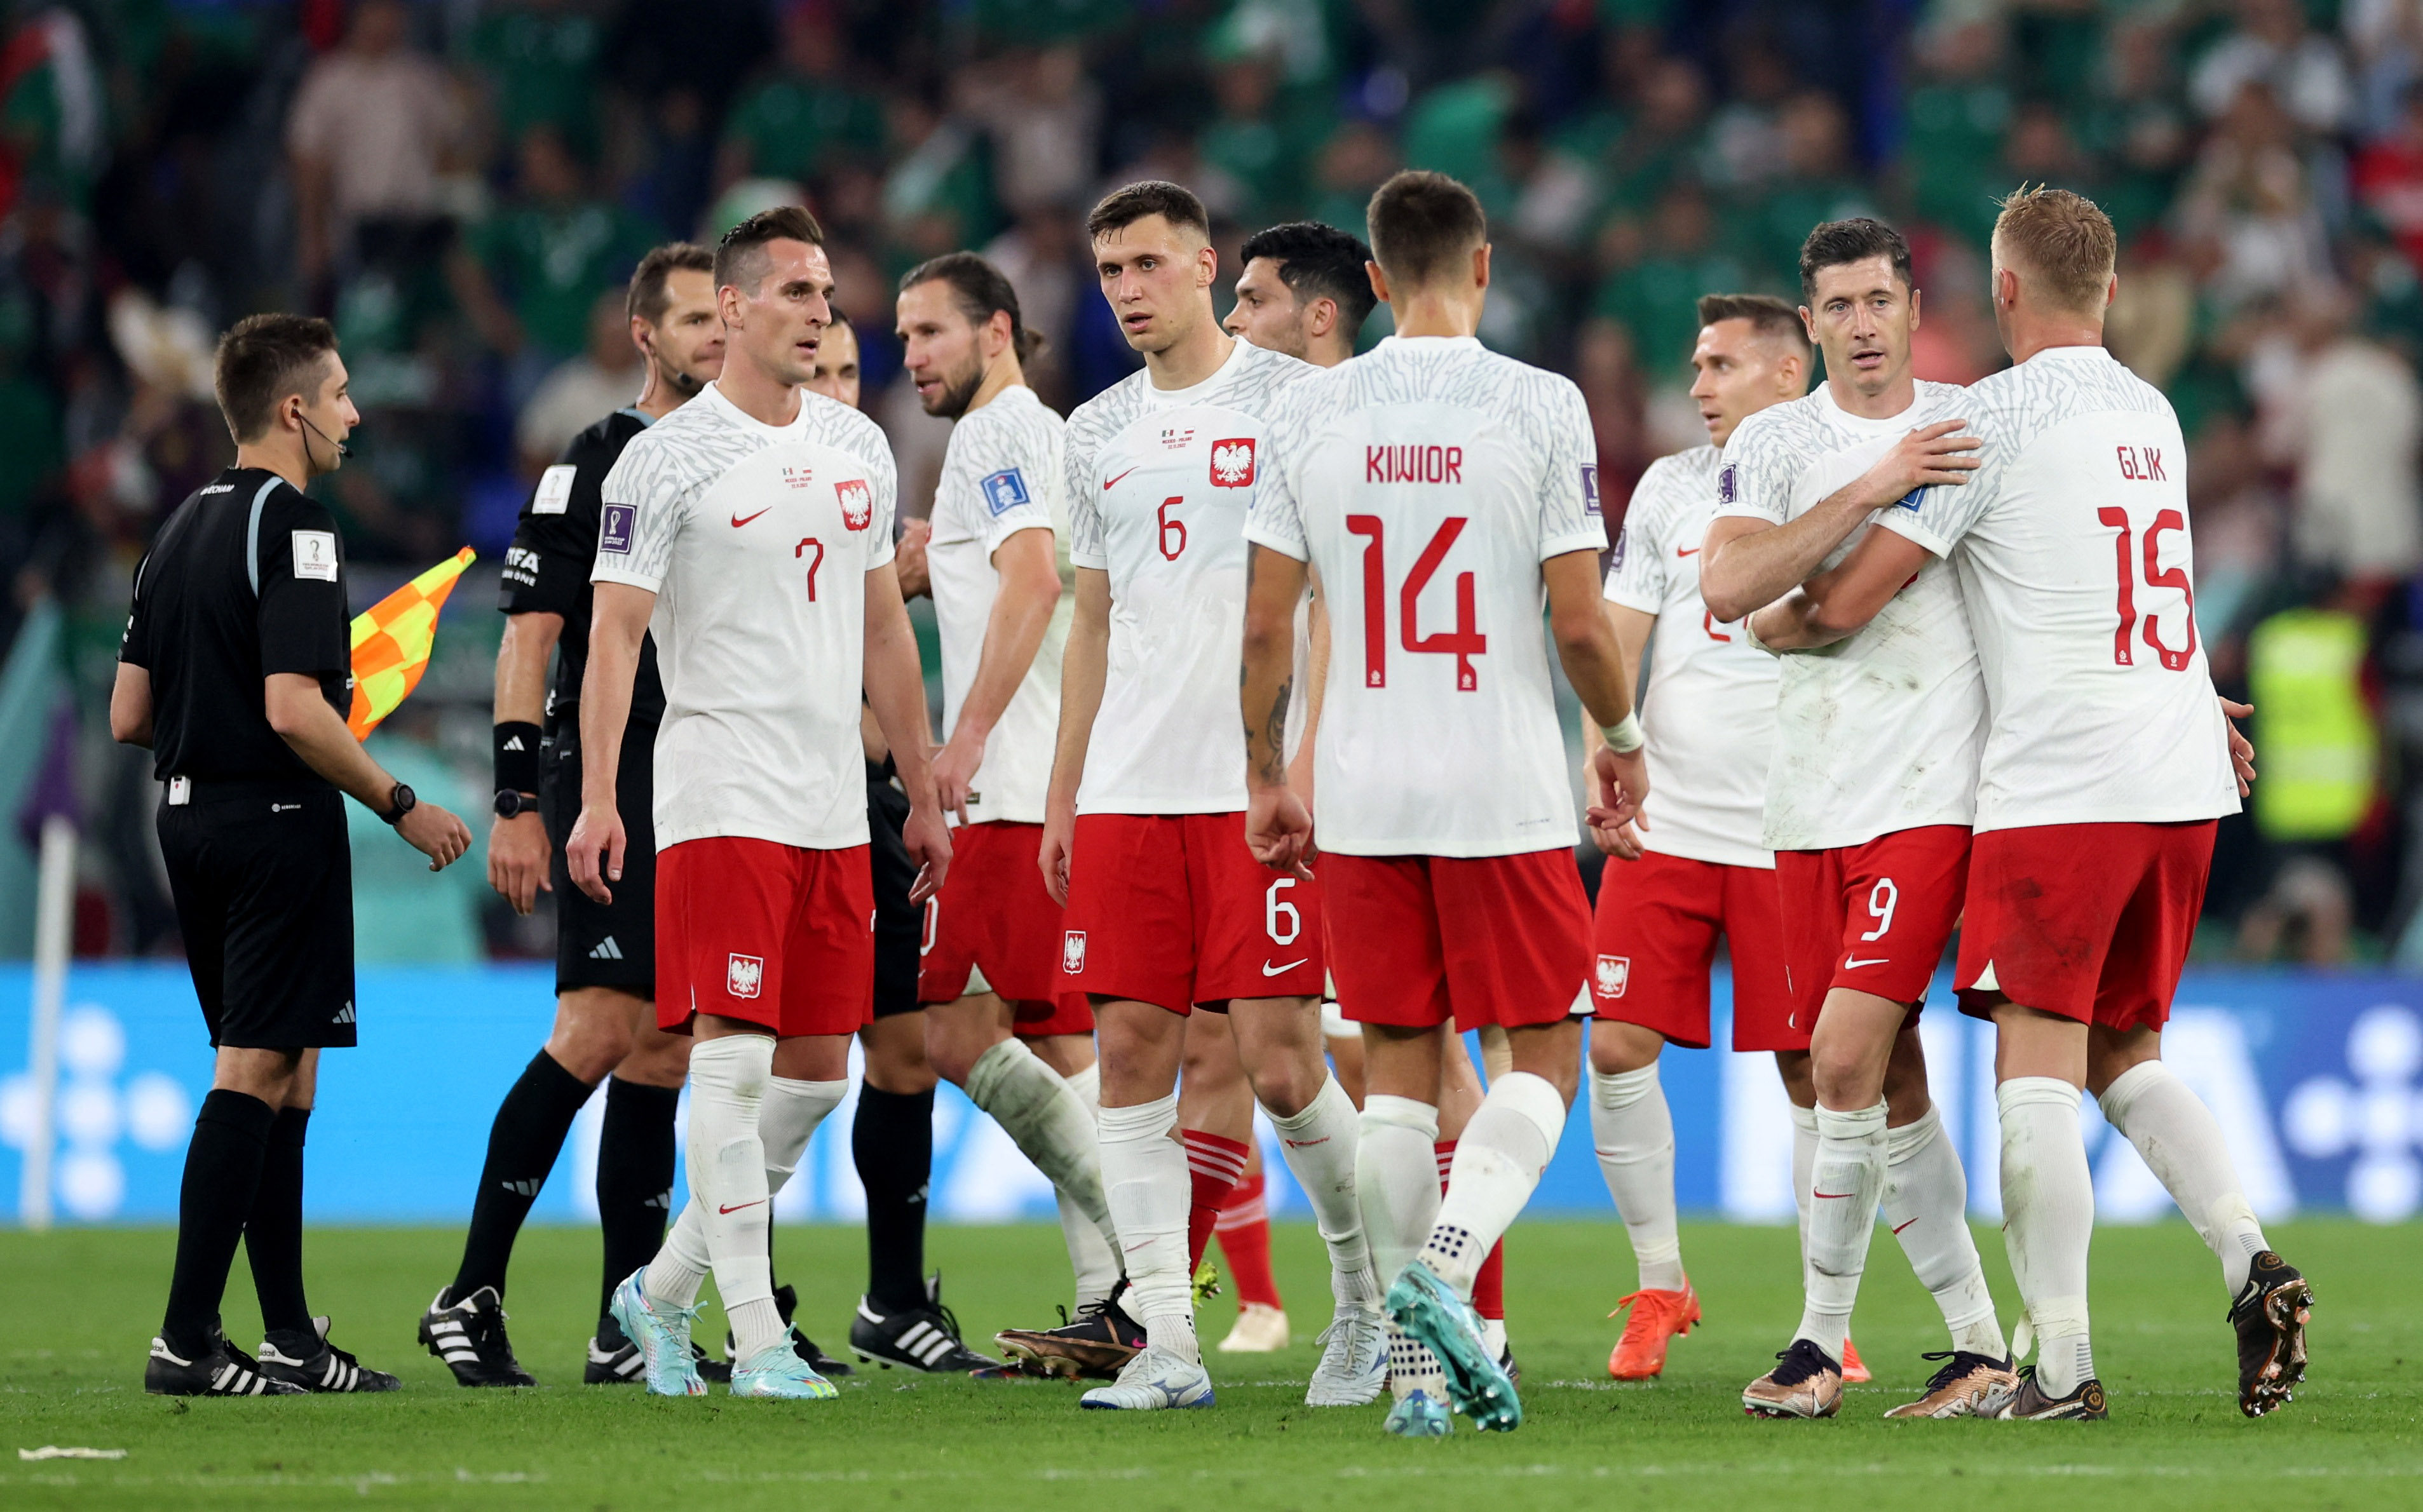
[[2247, 608, 2377, 841]]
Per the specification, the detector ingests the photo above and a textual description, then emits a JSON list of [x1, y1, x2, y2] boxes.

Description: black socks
[[246, 1107, 313, 1338], [451, 1050, 594, 1302], [161, 1090, 276, 1356], [595, 1076, 680, 1325], [855, 1084, 935, 1314]]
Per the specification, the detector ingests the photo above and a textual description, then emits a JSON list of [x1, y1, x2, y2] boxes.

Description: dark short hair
[[1086, 180, 1209, 242], [714, 205, 827, 296], [1239, 221, 1378, 338], [825, 304, 852, 329], [1695, 292, 1812, 359], [1798, 217, 1914, 304], [213, 313, 339, 444], [1366, 170, 1487, 288], [901, 250, 1045, 361], [628, 242, 715, 325]]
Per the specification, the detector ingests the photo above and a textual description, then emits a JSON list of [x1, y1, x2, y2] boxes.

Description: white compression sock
[[1265, 1076, 1375, 1305], [1054, 1061, 1121, 1309], [1097, 1092, 1195, 1361], [2097, 1060, 2269, 1295], [1999, 1077, 2096, 1396], [1421, 1072, 1567, 1296], [1358, 1095, 1443, 1403], [1790, 1103, 1819, 1292], [1591, 1063, 1683, 1292], [728, 1076, 848, 1359], [966, 1037, 1119, 1255], [653, 1036, 777, 1356], [1795, 1101, 1887, 1364], [1881, 1107, 2005, 1358]]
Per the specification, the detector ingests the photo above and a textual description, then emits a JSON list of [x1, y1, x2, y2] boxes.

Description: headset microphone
[[301, 412, 353, 461]]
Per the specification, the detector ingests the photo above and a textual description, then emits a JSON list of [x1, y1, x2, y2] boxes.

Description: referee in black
[[112, 314, 472, 1396]]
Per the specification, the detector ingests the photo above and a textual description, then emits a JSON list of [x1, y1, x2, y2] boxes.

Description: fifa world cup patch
[[600, 503, 635, 554], [291, 530, 339, 581], [981, 468, 1031, 516], [1595, 954, 1630, 999], [727, 954, 764, 999], [836, 479, 874, 531], [1062, 930, 1087, 974], [1716, 463, 1738, 507], [1582, 463, 1601, 517], [1209, 438, 1256, 487]]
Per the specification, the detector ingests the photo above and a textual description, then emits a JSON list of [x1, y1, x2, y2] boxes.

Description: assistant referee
[[111, 313, 472, 1396]]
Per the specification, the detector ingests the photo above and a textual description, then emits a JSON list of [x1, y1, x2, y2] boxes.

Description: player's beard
[[925, 357, 985, 421]]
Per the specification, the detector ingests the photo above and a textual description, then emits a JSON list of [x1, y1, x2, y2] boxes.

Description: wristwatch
[[381, 783, 417, 826], [493, 788, 541, 818]]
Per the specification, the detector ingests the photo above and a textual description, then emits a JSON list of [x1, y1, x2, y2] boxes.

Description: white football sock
[[1097, 1092, 1195, 1361], [1794, 1100, 1886, 1364], [966, 1037, 1118, 1256], [1998, 1077, 2095, 1396], [1356, 1095, 1441, 1286], [1053, 1060, 1122, 1309], [656, 1036, 778, 1357], [2097, 1060, 2269, 1295], [723, 1075, 846, 1358], [1264, 1076, 1375, 1305], [1789, 1103, 1819, 1292], [1590, 1062, 1683, 1292], [1420, 1072, 1566, 1297], [1881, 1106, 2005, 1358]]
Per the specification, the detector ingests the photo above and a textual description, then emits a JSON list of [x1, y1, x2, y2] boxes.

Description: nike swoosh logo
[[1282, 1136, 1331, 1148], [730, 507, 771, 527], [1104, 468, 1137, 489], [717, 1199, 765, 1215], [1844, 956, 1889, 968], [1677, 546, 1699, 557], [1892, 1217, 1919, 1234], [1261, 959, 1309, 976], [1813, 1190, 1856, 1199]]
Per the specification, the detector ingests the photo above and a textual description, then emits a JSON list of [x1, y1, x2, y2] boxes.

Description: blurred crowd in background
[[5, 0, 2423, 971]]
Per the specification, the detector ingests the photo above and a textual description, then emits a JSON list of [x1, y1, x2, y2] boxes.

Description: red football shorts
[[1326, 848, 1591, 1032], [1591, 849, 1802, 1051], [1058, 811, 1325, 1013], [655, 835, 873, 1036], [916, 820, 1094, 1035], [1774, 824, 1970, 1029], [1957, 820, 2216, 1032]]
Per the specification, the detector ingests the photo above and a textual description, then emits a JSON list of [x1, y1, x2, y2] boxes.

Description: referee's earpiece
[[296, 401, 352, 462]]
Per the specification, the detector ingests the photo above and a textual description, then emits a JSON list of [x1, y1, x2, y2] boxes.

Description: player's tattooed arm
[[1241, 544, 1315, 877]]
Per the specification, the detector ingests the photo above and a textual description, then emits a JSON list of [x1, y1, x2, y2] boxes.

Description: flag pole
[[21, 813, 73, 1231]]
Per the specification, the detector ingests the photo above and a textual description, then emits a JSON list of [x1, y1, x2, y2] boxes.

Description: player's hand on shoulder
[[401, 802, 474, 872], [902, 802, 953, 905], [487, 809, 553, 914], [1585, 744, 1650, 861], [1038, 804, 1075, 907], [1862, 418, 1981, 504], [564, 802, 625, 905], [1245, 787, 1316, 881]]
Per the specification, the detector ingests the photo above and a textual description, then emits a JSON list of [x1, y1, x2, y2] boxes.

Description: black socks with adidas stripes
[[595, 1076, 681, 1326], [162, 1089, 276, 1358], [245, 1107, 314, 1337], [451, 1050, 593, 1304], [855, 1083, 936, 1314]]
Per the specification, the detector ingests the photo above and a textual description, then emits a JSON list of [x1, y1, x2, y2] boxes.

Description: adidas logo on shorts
[[332, 1002, 356, 1025], [589, 936, 623, 961]]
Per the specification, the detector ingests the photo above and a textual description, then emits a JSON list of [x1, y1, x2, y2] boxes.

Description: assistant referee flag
[[348, 546, 475, 738]]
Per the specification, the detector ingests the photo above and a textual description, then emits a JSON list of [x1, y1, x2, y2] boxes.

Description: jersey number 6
[[1345, 515, 1488, 691], [1157, 497, 1187, 561]]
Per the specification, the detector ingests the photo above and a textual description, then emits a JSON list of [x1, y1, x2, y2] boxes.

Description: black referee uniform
[[123, 467, 357, 1047]]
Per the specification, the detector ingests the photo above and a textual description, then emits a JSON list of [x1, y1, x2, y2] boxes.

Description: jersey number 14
[[1346, 515, 1487, 692]]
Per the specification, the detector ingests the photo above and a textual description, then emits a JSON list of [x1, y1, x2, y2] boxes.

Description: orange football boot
[[1842, 1334, 1871, 1383], [1606, 1281, 1702, 1380]]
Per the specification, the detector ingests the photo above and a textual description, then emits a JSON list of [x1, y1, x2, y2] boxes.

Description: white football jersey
[[1713, 380, 1985, 851], [1064, 337, 1314, 815], [1880, 346, 2238, 832], [1249, 335, 1606, 858], [926, 385, 1070, 825], [1604, 445, 1777, 870], [594, 381, 897, 851]]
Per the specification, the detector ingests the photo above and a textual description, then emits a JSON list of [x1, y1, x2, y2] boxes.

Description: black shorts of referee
[[868, 757, 922, 1020], [545, 715, 658, 996], [161, 780, 357, 1047]]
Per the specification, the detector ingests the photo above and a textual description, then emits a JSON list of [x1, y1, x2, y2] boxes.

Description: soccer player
[[894, 251, 1128, 1337], [1753, 188, 2305, 1421], [567, 206, 947, 1400], [1696, 218, 2011, 1421], [1588, 292, 1859, 1382], [1242, 170, 1645, 1438], [420, 244, 742, 1388], [993, 181, 1379, 1412]]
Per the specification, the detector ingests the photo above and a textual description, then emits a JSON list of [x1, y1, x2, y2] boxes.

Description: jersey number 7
[[1345, 515, 1488, 691]]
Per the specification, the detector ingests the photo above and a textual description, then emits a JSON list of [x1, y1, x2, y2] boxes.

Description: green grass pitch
[[1, 1218, 2415, 1509]]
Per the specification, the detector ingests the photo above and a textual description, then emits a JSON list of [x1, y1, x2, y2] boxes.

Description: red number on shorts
[[1157, 497, 1187, 560], [796, 537, 824, 601], [1860, 877, 1898, 942], [2100, 507, 2194, 671], [1341, 515, 1488, 692]]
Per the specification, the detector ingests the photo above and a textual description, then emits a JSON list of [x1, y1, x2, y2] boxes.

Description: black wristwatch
[[493, 788, 541, 819], [380, 783, 417, 826]]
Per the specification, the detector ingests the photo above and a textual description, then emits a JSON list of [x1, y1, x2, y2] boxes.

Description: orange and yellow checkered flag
[[348, 546, 475, 739]]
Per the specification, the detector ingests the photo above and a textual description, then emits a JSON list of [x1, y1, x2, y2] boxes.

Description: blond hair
[[1992, 186, 2116, 316]]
